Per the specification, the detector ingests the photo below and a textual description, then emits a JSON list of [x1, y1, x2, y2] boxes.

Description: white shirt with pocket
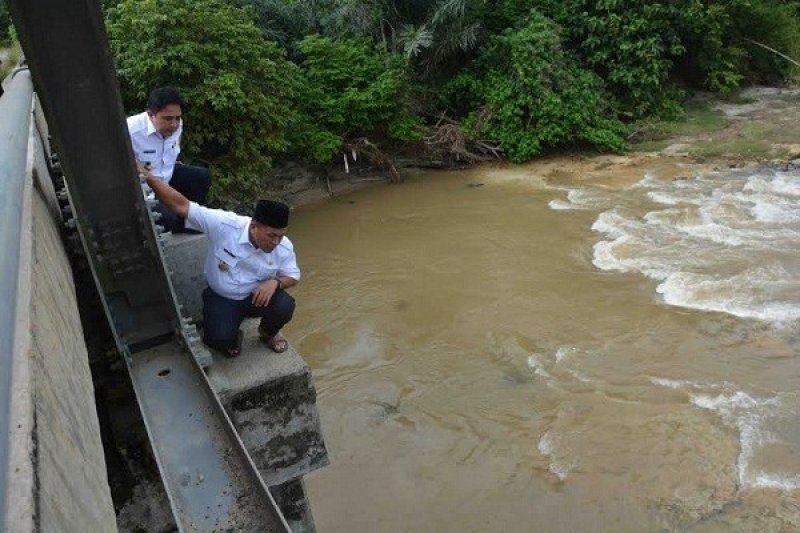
[[186, 202, 301, 301], [127, 110, 182, 183]]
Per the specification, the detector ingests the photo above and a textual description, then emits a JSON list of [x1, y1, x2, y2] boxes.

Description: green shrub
[[0, 1, 10, 46], [289, 35, 423, 164], [542, 0, 688, 118], [491, 1, 800, 116], [106, 0, 300, 208], [446, 11, 624, 163], [705, 0, 800, 87], [0, 44, 19, 81]]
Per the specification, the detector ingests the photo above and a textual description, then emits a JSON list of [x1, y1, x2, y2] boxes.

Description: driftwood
[[344, 138, 402, 183], [340, 114, 502, 183], [424, 110, 503, 162]]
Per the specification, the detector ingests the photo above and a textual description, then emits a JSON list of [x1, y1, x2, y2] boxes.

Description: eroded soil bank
[[273, 86, 800, 208]]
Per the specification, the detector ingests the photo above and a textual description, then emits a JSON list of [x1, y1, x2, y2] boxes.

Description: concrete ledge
[[206, 321, 329, 486]]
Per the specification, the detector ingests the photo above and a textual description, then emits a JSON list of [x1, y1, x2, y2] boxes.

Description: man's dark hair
[[146, 87, 186, 113]]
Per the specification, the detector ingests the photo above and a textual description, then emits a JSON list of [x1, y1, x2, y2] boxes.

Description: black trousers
[[156, 164, 211, 232], [201, 287, 296, 350]]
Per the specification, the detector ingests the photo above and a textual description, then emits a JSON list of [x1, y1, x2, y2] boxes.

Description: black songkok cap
[[253, 200, 290, 228]]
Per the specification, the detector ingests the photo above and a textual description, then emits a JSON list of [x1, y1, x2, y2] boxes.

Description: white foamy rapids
[[690, 391, 800, 491], [656, 264, 800, 324], [647, 190, 706, 206], [739, 175, 800, 224], [591, 169, 800, 324], [752, 473, 800, 491], [591, 211, 713, 280], [537, 431, 574, 481], [649, 377, 705, 391], [631, 172, 667, 189], [745, 171, 800, 197], [645, 200, 800, 250], [548, 199, 575, 211], [750, 199, 800, 224], [549, 188, 619, 211], [526, 354, 551, 378], [591, 240, 682, 280], [554, 346, 580, 363]]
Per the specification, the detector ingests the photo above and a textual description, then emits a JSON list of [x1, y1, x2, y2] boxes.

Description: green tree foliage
[[103, 0, 800, 175], [243, 0, 488, 75], [393, 0, 485, 71], [232, 0, 333, 54], [446, 11, 624, 162], [0, 0, 11, 46], [491, 0, 800, 118], [541, 0, 687, 118], [106, 0, 299, 206], [678, 0, 800, 90], [289, 35, 423, 163]]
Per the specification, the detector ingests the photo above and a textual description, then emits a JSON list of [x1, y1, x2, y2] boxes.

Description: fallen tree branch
[[745, 39, 800, 69]]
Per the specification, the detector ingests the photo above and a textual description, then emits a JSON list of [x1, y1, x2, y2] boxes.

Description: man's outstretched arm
[[139, 164, 190, 219]]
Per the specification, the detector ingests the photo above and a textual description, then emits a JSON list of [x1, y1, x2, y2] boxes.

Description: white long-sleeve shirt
[[126, 110, 182, 183], [186, 202, 301, 301]]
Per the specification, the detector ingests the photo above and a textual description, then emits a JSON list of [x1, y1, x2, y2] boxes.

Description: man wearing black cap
[[139, 166, 299, 357]]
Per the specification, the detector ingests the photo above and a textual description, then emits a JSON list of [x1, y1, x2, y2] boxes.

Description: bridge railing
[[0, 65, 34, 528]]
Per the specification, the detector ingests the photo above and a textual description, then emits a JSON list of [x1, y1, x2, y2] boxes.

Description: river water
[[285, 159, 800, 532]]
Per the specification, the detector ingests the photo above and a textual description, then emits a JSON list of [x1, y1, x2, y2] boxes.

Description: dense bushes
[[542, 1, 688, 118], [289, 35, 423, 163], [101, 0, 800, 205], [488, 0, 800, 118], [681, 0, 800, 89], [447, 11, 624, 161], [0, 2, 11, 46]]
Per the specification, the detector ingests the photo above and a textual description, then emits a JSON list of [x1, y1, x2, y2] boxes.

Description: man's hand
[[137, 163, 157, 184], [251, 279, 280, 307], [137, 163, 191, 218]]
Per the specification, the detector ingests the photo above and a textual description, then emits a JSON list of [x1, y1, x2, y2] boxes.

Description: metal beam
[[0, 66, 34, 533], [8, 0, 177, 350]]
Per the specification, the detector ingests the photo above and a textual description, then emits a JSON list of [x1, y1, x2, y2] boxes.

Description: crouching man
[[139, 165, 299, 357]]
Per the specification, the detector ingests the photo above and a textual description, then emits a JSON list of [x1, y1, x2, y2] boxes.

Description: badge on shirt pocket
[[218, 260, 230, 273]]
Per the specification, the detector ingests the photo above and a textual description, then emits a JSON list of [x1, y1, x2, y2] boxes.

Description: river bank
[[273, 86, 800, 209]]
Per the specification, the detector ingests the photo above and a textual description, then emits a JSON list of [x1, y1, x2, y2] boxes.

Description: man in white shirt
[[140, 166, 299, 357], [127, 87, 211, 233]]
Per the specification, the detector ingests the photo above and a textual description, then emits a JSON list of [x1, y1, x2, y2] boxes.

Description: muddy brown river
[[285, 158, 800, 532]]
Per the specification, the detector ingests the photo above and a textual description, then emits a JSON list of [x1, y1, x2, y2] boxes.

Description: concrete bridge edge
[[5, 111, 117, 532]]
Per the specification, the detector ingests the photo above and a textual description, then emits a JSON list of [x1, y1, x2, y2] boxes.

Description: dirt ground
[[637, 86, 800, 162]]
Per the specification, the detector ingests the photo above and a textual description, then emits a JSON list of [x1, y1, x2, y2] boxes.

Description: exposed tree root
[[345, 138, 402, 183], [424, 112, 503, 162]]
